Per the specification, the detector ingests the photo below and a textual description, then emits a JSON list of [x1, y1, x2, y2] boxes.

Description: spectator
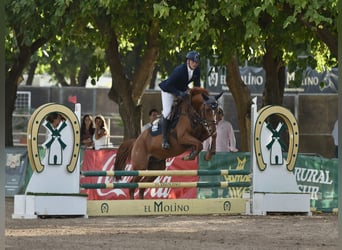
[[142, 108, 159, 132], [43, 112, 67, 165], [203, 107, 238, 152], [203, 107, 238, 198], [45, 112, 65, 129], [332, 120, 338, 158], [81, 114, 95, 148], [93, 115, 110, 150]]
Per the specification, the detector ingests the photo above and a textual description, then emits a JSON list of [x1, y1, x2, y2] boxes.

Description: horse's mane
[[190, 87, 209, 96], [189, 87, 209, 112]]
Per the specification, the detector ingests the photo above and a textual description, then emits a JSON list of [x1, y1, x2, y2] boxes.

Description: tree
[[5, 0, 79, 146], [183, 0, 337, 151], [6, 0, 337, 149], [76, 0, 204, 139]]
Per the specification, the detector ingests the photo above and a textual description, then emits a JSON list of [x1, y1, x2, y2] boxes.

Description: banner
[[5, 147, 29, 196], [80, 149, 198, 200], [206, 61, 338, 94], [198, 151, 338, 212], [198, 152, 251, 198], [294, 154, 338, 212]]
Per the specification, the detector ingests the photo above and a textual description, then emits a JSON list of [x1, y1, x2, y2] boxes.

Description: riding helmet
[[186, 51, 200, 63]]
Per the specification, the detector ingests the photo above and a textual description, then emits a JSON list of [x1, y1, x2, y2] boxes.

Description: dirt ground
[[5, 197, 338, 250]]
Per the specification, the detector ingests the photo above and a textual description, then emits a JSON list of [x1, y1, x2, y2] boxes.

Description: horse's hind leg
[[129, 176, 142, 199], [139, 188, 145, 199], [138, 176, 158, 199], [137, 158, 165, 199], [129, 188, 135, 200]]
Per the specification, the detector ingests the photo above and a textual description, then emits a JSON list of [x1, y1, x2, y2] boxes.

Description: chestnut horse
[[114, 87, 223, 199]]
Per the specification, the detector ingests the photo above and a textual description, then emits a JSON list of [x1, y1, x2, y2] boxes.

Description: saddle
[[148, 98, 183, 137]]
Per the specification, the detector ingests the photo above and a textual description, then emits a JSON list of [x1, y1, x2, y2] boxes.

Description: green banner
[[197, 152, 251, 199], [198, 152, 338, 212], [294, 154, 338, 212]]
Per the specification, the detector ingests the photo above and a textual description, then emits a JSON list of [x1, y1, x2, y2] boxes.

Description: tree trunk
[[69, 68, 77, 86], [5, 35, 48, 146], [149, 65, 158, 89], [97, 18, 160, 140], [78, 64, 89, 87], [117, 97, 142, 139], [226, 55, 253, 152], [6, 50, 32, 146], [5, 74, 18, 147], [261, 45, 285, 107], [26, 60, 38, 86], [51, 62, 69, 86]]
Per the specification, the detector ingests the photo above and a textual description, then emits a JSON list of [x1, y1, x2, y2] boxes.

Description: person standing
[[203, 107, 238, 198], [93, 115, 109, 150], [141, 108, 159, 132], [203, 108, 238, 152], [81, 114, 95, 148], [159, 50, 201, 149], [332, 120, 338, 158]]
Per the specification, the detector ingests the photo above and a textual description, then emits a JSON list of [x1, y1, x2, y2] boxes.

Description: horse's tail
[[114, 138, 136, 180]]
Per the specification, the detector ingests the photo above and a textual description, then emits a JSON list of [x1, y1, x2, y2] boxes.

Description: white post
[[74, 103, 81, 192], [250, 97, 258, 215]]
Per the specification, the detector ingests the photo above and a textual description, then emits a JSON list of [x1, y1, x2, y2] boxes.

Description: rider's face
[[188, 59, 199, 70]]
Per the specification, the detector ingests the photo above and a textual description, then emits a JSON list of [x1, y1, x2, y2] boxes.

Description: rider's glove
[[178, 91, 189, 100]]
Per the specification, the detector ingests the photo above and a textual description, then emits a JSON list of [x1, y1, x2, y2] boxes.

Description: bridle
[[186, 98, 217, 137]]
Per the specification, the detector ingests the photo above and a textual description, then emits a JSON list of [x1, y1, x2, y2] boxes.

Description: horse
[[114, 87, 223, 199]]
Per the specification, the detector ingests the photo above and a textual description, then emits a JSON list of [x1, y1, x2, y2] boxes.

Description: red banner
[[80, 149, 198, 200]]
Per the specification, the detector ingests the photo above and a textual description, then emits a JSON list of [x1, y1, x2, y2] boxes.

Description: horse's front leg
[[203, 133, 217, 161], [178, 133, 203, 160]]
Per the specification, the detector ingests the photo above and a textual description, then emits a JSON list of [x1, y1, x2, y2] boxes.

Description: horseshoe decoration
[[27, 103, 80, 173], [254, 105, 299, 172]]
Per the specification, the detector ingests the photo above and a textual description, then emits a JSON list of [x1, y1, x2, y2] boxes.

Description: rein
[[180, 97, 216, 136], [197, 102, 217, 136]]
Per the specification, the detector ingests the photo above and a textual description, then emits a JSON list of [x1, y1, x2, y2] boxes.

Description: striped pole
[[82, 169, 250, 177], [80, 181, 251, 189]]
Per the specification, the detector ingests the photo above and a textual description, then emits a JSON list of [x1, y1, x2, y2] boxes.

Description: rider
[[159, 50, 201, 149]]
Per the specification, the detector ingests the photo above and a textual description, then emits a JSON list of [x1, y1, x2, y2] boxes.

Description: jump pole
[[80, 181, 251, 189], [82, 169, 250, 177]]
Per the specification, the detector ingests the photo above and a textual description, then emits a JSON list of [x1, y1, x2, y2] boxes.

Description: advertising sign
[[206, 61, 338, 94]]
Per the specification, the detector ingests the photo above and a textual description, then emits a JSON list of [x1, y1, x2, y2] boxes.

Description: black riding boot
[[162, 117, 170, 149]]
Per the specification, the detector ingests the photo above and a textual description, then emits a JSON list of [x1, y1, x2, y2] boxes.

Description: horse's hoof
[[182, 153, 196, 161], [204, 152, 215, 161], [182, 155, 190, 160], [204, 155, 212, 161]]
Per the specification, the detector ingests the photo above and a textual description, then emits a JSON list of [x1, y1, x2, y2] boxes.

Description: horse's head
[[201, 91, 223, 111], [198, 91, 224, 161], [186, 88, 224, 135], [198, 91, 223, 134]]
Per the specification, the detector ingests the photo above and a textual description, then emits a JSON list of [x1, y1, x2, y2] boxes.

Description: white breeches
[[161, 91, 175, 119]]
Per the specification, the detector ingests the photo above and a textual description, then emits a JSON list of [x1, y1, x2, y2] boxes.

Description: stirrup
[[162, 140, 170, 149]]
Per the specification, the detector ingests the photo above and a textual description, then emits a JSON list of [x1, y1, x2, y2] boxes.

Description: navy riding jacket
[[159, 63, 200, 96]]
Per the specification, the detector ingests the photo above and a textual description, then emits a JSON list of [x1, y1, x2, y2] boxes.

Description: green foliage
[[5, 0, 337, 86]]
